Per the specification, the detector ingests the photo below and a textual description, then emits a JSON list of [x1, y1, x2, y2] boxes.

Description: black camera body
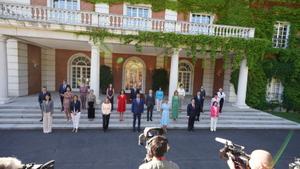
[[138, 127, 166, 147], [138, 127, 166, 163], [215, 137, 250, 169]]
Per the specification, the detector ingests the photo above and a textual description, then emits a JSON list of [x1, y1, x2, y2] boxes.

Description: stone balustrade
[[0, 2, 255, 38]]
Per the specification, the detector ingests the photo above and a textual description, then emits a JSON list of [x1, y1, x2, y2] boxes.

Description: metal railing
[[0, 2, 255, 38]]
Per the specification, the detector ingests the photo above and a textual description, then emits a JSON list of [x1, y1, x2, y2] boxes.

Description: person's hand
[[227, 157, 235, 169]]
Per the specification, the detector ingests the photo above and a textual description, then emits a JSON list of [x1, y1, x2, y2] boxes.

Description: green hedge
[[100, 65, 113, 94], [152, 68, 169, 92]]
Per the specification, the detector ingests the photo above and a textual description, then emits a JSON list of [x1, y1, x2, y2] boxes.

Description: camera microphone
[[215, 137, 245, 150], [215, 137, 233, 146]]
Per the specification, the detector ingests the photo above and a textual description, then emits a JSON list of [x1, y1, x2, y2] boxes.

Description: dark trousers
[[195, 104, 200, 121], [147, 105, 154, 121], [133, 114, 141, 132], [219, 98, 224, 113], [60, 95, 64, 111], [195, 110, 200, 121], [39, 103, 43, 119], [200, 99, 204, 113], [88, 102, 95, 119], [188, 115, 196, 131], [102, 114, 110, 131], [109, 97, 114, 111]]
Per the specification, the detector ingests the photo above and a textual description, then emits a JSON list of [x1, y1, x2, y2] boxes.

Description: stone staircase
[[0, 103, 300, 130]]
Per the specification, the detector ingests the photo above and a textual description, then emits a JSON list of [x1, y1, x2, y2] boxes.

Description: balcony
[[0, 2, 255, 38]]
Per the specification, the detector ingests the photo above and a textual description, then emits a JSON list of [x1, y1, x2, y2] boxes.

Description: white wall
[[165, 9, 177, 21], [41, 48, 56, 91], [6, 39, 28, 96], [156, 55, 164, 69], [103, 52, 112, 68], [95, 3, 109, 14]]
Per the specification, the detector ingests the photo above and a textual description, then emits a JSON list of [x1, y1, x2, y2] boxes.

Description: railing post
[[91, 12, 99, 26], [249, 28, 255, 38]]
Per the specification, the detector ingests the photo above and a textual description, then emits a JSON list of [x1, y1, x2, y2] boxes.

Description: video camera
[[215, 137, 250, 169], [138, 127, 166, 147], [22, 160, 55, 169], [289, 158, 300, 169], [138, 127, 166, 163]]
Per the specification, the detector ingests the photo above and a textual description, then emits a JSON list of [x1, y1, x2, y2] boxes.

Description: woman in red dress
[[117, 89, 127, 121]]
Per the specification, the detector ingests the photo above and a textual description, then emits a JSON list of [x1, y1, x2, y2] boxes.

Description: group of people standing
[[38, 80, 226, 134], [38, 80, 97, 134]]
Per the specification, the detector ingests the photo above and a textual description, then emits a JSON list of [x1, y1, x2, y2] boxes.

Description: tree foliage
[[152, 68, 169, 92]]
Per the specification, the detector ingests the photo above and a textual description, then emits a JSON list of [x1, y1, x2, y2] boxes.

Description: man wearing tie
[[200, 86, 206, 113], [58, 80, 70, 112], [145, 89, 155, 121], [130, 83, 140, 102], [131, 93, 144, 132], [217, 88, 226, 113], [194, 91, 201, 121]]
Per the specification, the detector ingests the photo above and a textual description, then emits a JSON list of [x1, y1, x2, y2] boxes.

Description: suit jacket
[[187, 103, 197, 117], [131, 99, 144, 115], [38, 91, 51, 104], [59, 84, 70, 95], [194, 95, 201, 111], [70, 100, 81, 113], [145, 94, 155, 107], [41, 100, 54, 113], [130, 88, 140, 100], [200, 90, 206, 100]]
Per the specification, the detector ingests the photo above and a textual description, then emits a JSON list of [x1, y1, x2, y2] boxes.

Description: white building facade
[[0, 0, 254, 107]]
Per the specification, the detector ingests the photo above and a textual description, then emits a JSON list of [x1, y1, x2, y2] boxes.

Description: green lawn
[[269, 112, 300, 124]]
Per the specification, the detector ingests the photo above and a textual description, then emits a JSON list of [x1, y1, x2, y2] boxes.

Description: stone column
[[90, 41, 100, 103], [235, 59, 249, 108], [0, 35, 10, 104], [6, 39, 28, 96], [168, 48, 181, 103]]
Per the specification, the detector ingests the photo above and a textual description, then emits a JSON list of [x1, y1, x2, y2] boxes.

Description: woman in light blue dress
[[160, 98, 170, 132]]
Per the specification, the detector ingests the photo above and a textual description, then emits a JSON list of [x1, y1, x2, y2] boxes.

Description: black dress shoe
[[39, 119, 43, 122]]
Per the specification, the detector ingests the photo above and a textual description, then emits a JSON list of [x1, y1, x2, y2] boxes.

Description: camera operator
[[227, 149, 273, 169], [139, 136, 180, 169]]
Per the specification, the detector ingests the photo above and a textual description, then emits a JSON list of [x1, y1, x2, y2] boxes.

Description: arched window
[[266, 77, 284, 102], [69, 55, 91, 89], [178, 61, 194, 94], [123, 57, 146, 93]]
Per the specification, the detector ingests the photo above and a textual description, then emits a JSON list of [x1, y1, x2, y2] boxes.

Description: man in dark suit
[[194, 91, 201, 121], [131, 93, 144, 132], [38, 86, 51, 122], [187, 98, 197, 131], [200, 86, 206, 113], [145, 89, 155, 121], [58, 80, 70, 112], [130, 84, 140, 102]]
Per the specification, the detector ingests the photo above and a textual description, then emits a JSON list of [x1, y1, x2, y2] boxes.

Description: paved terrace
[[0, 92, 299, 130]]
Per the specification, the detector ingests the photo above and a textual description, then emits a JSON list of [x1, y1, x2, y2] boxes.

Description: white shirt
[[177, 88, 185, 97], [101, 103, 112, 115], [217, 91, 226, 101]]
